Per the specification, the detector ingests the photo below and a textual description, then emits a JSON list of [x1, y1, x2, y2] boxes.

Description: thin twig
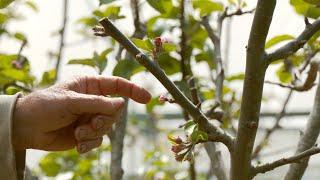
[[266, 18, 320, 63], [299, 49, 319, 73], [222, 8, 255, 19], [54, 0, 68, 82], [251, 146, 320, 177], [202, 12, 228, 180], [16, 40, 27, 64]]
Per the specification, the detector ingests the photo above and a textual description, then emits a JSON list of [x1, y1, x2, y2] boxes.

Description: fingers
[[74, 115, 117, 141], [76, 137, 103, 154], [70, 76, 152, 104], [98, 76, 152, 104], [68, 93, 125, 115]]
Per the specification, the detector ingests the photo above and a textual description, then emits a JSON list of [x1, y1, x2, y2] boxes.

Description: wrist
[[12, 95, 29, 150]]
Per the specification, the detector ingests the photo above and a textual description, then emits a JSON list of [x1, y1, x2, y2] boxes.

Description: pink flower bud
[[175, 137, 183, 144], [158, 94, 167, 103], [154, 37, 163, 47], [175, 154, 184, 162], [171, 144, 186, 153], [11, 60, 23, 69]]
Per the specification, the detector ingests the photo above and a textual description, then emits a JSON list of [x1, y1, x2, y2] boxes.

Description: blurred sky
[[1, 0, 319, 172]]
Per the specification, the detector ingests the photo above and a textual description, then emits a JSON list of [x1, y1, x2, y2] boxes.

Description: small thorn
[[304, 17, 311, 27], [94, 32, 108, 37], [92, 26, 105, 32]]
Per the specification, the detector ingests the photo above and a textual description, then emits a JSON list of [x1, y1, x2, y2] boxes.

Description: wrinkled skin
[[12, 76, 151, 153]]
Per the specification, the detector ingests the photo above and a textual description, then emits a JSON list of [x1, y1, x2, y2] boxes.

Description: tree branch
[[54, 0, 68, 82], [202, 12, 229, 180], [251, 146, 320, 177], [231, 0, 276, 179], [222, 8, 255, 20], [109, 1, 144, 179], [109, 98, 128, 180], [266, 18, 320, 63], [98, 18, 234, 151], [201, 15, 224, 105], [284, 71, 320, 180]]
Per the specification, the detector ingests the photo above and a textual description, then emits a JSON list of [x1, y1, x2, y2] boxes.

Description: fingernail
[[96, 117, 104, 129], [79, 144, 87, 153], [78, 129, 87, 139]]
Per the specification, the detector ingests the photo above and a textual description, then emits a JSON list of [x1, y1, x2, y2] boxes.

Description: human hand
[[12, 76, 151, 153]]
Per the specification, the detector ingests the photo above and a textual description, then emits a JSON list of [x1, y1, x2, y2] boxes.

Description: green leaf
[[95, 5, 125, 20], [25, 1, 38, 12], [194, 49, 215, 68], [0, 69, 33, 83], [0, 12, 8, 24], [163, 43, 177, 52], [0, 0, 14, 9], [184, 120, 197, 135], [265, 34, 295, 49], [303, 0, 320, 5], [146, 0, 173, 14], [40, 69, 56, 86], [113, 59, 143, 79], [193, 0, 224, 16], [5, 86, 22, 95], [146, 97, 160, 113], [77, 17, 98, 27], [276, 65, 293, 83], [14, 32, 27, 41], [93, 49, 112, 74], [39, 153, 61, 177], [132, 38, 154, 51], [191, 129, 208, 143], [68, 58, 95, 67], [99, 0, 116, 5], [226, 73, 245, 82], [290, 0, 320, 19], [158, 53, 180, 75]]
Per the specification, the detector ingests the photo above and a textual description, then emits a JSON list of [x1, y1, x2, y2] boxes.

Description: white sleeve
[[0, 93, 24, 180]]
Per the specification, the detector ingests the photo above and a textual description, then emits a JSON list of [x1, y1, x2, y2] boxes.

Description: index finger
[[90, 76, 152, 104]]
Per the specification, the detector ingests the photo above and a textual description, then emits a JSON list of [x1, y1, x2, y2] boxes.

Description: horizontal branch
[[266, 18, 320, 63], [222, 8, 255, 19], [98, 18, 234, 150], [251, 146, 320, 177]]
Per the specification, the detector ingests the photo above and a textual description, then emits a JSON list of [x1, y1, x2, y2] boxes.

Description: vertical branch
[[179, 0, 188, 80], [109, 99, 128, 180], [179, 1, 196, 179], [201, 13, 228, 180], [284, 71, 320, 180], [54, 0, 68, 82], [231, 0, 276, 179], [109, 1, 145, 179]]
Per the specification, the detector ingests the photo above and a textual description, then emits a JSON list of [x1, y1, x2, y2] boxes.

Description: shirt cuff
[[0, 93, 25, 180]]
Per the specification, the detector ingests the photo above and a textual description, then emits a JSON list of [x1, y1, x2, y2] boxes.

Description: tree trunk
[[231, 0, 276, 179]]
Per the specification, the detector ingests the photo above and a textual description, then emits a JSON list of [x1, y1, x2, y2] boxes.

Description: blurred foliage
[[1, 0, 320, 179]]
